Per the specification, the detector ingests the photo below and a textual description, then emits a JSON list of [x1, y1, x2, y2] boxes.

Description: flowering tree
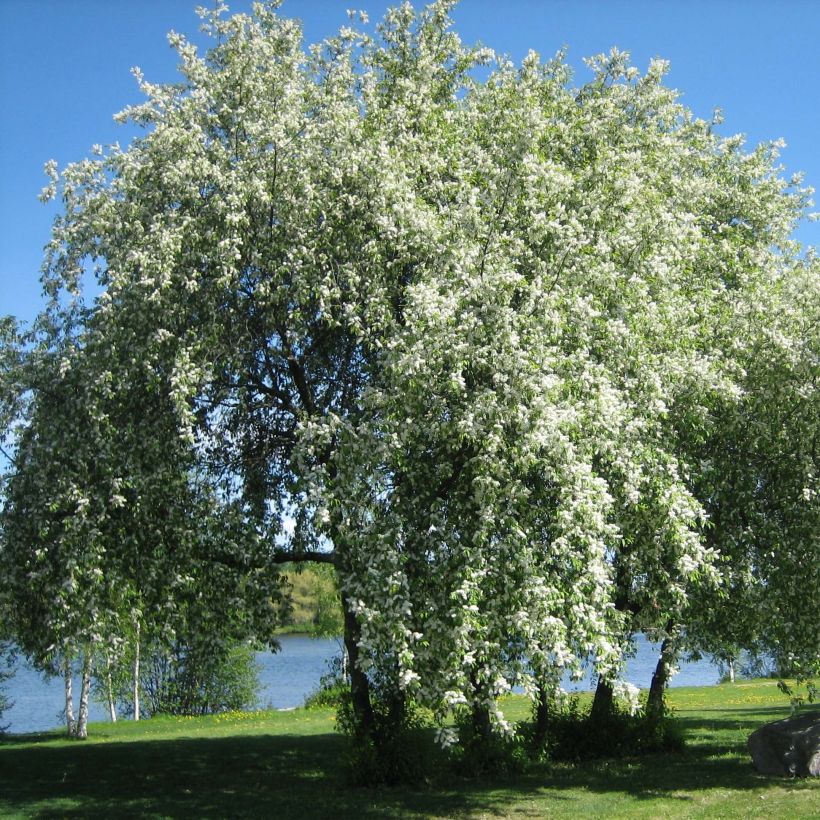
[[4, 0, 817, 752], [683, 257, 819, 683], [0, 307, 285, 735]]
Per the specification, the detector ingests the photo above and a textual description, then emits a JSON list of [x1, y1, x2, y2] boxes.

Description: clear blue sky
[[1, 0, 818, 326]]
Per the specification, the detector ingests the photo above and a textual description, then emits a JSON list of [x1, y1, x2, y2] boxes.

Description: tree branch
[[273, 550, 337, 566]]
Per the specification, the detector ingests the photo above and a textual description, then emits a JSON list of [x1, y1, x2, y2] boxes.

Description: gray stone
[[747, 710, 820, 777]]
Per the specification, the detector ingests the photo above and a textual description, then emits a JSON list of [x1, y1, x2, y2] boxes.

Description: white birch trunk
[[728, 657, 736, 684], [133, 619, 141, 722], [75, 651, 91, 739], [106, 653, 117, 722], [64, 655, 75, 737]]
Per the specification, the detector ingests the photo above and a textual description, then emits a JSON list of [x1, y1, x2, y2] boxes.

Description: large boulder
[[747, 711, 820, 777]]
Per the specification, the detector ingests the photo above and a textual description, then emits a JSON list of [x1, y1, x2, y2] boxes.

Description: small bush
[[303, 654, 348, 710], [524, 693, 684, 762], [448, 721, 527, 778], [334, 680, 434, 786], [342, 722, 434, 787], [141, 639, 260, 717]]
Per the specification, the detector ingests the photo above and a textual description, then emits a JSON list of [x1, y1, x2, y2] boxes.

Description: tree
[[683, 255, 819, 683], [0, 300, 286, 736], [280, 563, 344, 637], [0, 639, 14, 733], [0, 332, 125, 737], [7, 0, 817, 757]]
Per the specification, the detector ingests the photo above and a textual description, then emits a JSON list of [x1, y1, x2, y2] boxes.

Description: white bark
[[63, 655, 75, 737], [75, 651, 91, 739], [132, 620, 141, 721], [106, 654, 117, 722]]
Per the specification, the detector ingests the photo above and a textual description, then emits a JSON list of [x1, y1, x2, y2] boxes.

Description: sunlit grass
[[1, 679, 817, 819]]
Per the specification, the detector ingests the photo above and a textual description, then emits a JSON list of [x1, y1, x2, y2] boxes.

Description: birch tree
[[0, 305, 285, 735]]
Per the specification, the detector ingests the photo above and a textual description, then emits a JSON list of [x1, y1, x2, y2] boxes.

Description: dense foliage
[[138, 639, 260, 717], [0, 1, 816, 753]]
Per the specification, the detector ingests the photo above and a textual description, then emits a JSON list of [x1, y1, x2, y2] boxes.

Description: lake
[[1, 634, 722, 734]]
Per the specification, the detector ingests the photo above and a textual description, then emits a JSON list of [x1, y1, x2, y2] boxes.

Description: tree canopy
[[1, 0, 817, 747]]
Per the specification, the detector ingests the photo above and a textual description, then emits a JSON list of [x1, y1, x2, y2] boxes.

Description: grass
[[1, 680, 817, 818]]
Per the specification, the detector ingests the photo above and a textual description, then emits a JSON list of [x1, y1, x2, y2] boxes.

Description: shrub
[[303, 653, 348, 710], [525, 691, 684, 762], [448, 719, 527, 778], [334, 665, 434, 786], [140, 638, 260, 717]]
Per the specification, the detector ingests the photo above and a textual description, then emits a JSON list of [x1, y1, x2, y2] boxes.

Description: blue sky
[[1, 0, 818, 326]]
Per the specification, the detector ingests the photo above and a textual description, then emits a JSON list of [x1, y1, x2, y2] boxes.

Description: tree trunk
[[341, 641, 349, 680], [590, 678, 614, 722], [468, 669, 493, 743], [132, 619, 141, 722], [341, 592, 374, 739], [472, 702, 492, 740], [106, 653, 117, 722], [75, 651, 91, 739], [63, 655, 75, 737], [727, 656, 736, 684], [589, 591, 630, 724], [271, 544, 373, 735], [647, 629, 677, 726], [533, 682, 550, 749]]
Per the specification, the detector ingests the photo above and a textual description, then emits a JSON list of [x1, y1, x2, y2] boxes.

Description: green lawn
[[1, 680, 817, 818]]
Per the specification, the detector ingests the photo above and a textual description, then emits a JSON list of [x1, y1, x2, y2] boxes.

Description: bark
[[468, 671, 492, 742], [533, 682, 550, 749], [341, 591, 374, 739], [106, 654, 117, 722], [472, 702, 492, 741], [727, 657, 736, 684], [590, 582, 638, 723], [590, 678, 615, 722], [132, 619, 141, 722], [75, 651, 91, 739], [63, 655, 75, 737], [647, 628, 677, 726]]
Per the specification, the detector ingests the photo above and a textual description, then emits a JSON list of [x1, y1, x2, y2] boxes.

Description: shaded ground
[[1, 683, 817, 819]]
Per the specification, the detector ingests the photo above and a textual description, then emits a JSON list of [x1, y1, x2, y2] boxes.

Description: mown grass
[[1, 680, 817, 818]]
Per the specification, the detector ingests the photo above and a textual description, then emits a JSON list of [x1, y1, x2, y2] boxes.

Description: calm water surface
[[2, 633, 721, 734]]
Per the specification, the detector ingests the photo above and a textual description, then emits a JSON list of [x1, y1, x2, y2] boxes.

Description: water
[[569, 637, 722, 692], [256, 634, 344, 710], [1, 634, 721, 735], [0, 635, 342, 734]]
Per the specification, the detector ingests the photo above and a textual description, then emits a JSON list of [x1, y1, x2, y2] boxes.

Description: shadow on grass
[[1, 731, 488, 819], [2, 719, 815, 820], [0, 731, 64, 746], [673, 707, 794, 736]]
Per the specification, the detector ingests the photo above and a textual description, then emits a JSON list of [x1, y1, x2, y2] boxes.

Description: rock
[[747, 711, 820, 777]]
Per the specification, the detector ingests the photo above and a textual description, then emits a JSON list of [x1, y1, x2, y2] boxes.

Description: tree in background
[[0, 640, 14, 733], [280, 563, 344, 637]]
